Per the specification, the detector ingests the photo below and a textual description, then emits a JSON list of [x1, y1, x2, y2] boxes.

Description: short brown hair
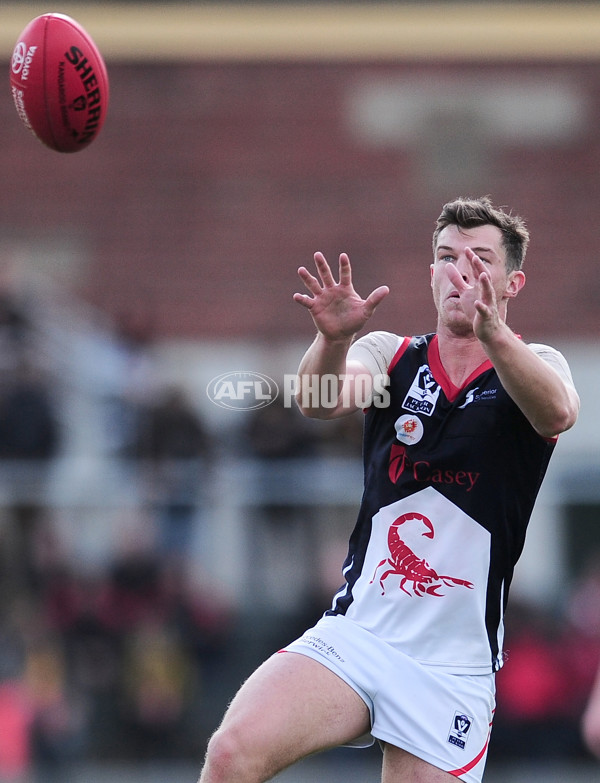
[[433, 196, 529, 272]]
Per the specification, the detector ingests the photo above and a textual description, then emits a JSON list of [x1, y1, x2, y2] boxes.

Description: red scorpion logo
[[370, 512, 474, 597]]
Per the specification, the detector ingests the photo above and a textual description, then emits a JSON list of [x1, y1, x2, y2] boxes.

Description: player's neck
[[435, 330, 490, 388]]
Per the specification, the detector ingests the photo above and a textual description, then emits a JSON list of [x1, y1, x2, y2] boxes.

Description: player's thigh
[[211, 650, 370, 767], [382, 744, 457, 783]]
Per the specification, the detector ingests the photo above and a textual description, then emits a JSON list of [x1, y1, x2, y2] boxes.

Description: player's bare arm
[[293, 252, 388, 418], [582, 663, 600, 759], [451, 249, 579, 438]]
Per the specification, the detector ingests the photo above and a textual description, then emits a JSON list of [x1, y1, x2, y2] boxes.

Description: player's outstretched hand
[[294, 252, 389, 342]]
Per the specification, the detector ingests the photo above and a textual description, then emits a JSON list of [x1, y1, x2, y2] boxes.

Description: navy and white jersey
[[326, 332, 572, 674]]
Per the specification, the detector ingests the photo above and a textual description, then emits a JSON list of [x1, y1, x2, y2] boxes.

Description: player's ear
[[505, 270, 526, 299], [430, 263, 435, 287]]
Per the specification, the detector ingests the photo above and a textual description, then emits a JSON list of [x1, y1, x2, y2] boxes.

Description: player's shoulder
[[349, 331, 433, 376], [526, 341, 568, 364], [527, 341, 557, 353], [527, 342, 575, 384], [349, 331, 406, 373], [356, 330, 405, 349]]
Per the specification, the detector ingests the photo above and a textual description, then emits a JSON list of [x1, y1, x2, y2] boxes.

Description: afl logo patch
[[394, 414, 424, 445]]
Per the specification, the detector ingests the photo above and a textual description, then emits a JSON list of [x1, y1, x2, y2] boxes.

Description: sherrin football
[[10, 13, 109, 153]]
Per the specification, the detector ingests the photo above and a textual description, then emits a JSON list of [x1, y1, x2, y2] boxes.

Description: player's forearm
[[583, 668, 600, 759], [482, 324, 579, 438], [295, 332, 354, 418]]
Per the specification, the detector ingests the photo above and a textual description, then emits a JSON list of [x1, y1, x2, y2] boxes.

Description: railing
[[0, 455, 364, 609]]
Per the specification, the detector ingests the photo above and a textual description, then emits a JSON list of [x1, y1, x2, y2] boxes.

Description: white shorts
[[282, 614, 495, 783]]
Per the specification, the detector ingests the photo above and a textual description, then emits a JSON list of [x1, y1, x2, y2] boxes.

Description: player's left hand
[[444, 248, 501, 343]]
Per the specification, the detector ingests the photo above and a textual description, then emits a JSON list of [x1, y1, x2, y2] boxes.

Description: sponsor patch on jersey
[[402, 364, 441, 416], [458, 387, 498, 409], [298, 633, 346, 663], [447, 711, 473, 750], [394, 414, 424, 445]]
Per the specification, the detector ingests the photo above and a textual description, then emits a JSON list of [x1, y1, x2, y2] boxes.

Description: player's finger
[[313, 252, 337, 287], [477, 270, 494, 300], [468, 252, 488, 278], [474, 300, 492, 320], [297, 266, 323, 295], [445, 263, 471, 291], [292, 292, 314, 309], [364, 285, 390, 317], [338, 253, 353, 286]]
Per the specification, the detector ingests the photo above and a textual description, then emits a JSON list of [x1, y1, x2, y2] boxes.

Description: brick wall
[[2, 58, 599, 342]]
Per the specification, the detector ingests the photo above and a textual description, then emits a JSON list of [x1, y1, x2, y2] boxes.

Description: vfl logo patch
[[448, 712, 473, 750], [402, 365, 440, 416]]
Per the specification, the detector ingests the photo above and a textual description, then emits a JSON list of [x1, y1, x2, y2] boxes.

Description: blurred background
[[1, 1, 600, 781]]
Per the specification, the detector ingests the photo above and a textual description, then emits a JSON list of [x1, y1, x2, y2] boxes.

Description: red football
[[10, 13, 109, 153]]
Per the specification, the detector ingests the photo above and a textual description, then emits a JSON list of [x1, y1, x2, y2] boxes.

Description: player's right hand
[[293, 252, 389, 341]]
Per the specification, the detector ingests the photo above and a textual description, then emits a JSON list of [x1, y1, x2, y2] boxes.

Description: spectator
[[0, 358, 61, 595], [0, 601, 32, 783], [120, 619, 193, 759], [0, 679, 31, 783], [0, 358, 59, 462], [491, 600, 586, 760], [245, 395, 320, 614], [26, 634, 88, 779], [134, 386, 212, 559]]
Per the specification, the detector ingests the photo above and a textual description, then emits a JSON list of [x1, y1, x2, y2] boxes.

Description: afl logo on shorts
[[394, 414, 424, 445]]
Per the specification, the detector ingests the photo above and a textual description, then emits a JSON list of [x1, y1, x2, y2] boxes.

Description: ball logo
[[12, 43, 37, 81], [71, 96, 87, 111], [11, 43, 27, 74], [207, 372, 279, 411]]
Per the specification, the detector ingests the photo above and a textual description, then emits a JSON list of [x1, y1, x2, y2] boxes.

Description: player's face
[[430, 224, 517, 334]]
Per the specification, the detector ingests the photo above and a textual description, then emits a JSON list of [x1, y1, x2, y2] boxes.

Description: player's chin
[[441, 313, 475, 338]]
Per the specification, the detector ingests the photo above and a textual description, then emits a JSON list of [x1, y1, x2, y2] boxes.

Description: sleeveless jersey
[[326, 332, 556, 674]]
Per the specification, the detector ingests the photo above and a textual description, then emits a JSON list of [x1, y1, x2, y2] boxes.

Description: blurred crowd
[[0, 280, 597, 781], [0, 284, 237, 781], [490, 564, 600, 764]]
